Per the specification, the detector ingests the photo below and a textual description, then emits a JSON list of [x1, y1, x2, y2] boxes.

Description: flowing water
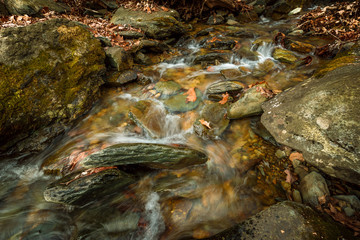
[[0, 19, 332, 240]]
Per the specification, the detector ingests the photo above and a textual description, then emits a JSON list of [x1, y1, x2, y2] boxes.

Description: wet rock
[[80, 143, 208, 170], [287, 40, 315, 54], [163, 88, 203, 113], [234, 46, 259, 61], [206, 80, 246, 96], [44, 168, 135, 205], [225, 30, 255, 38], [154, 80, 182, 97], [293, 189, 302, 203], [106, 70, 138, 87], [261, 64, 360, 185], [203, 38, 237, 50], [228, 83, 269, 119], [134, 51, 152, 65], [252, 59, 276, 78], [273, 48, 298, 64], [220, 69, 245, 81], [207, 15, 225, 25], [4, 0, 69, 16], [300, 171, 330, 207], [206, 201, 354, 240], [111, 7, 186, 40], [193, 103, 230, 140], [195, 27, 215, 37], [105, 46, 133, 71], [128, 100, 168, 138], [0, 19, 105, 153], [264, 0, 311, 20], [193, 52, 232, 65]]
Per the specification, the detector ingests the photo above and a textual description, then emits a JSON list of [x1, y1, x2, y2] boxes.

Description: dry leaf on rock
[[289, 152, 304, 161], [183, 87, 197, 103], [199, 119, 211, 129], [219, 92, 229, 104]]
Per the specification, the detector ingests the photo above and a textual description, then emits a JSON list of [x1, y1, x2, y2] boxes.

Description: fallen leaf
[[219, 92, 229, 104], [289, 152, 304, 161], [206, 66, 215, 72], [160, 6, 169, 11], [183, 87, 197, 103], [284, 169, 296, 184], [199, 119, 211, 129], [318, 195, 327, 205]]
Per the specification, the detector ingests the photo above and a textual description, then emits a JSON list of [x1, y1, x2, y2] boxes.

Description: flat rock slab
[[44, 168, 134, 205], [261, 64, 360, 184], [206, 201, 354, 240], [163, 88, 203, 113], [111, 7, 186, 40], [81, 143, 208, 170]]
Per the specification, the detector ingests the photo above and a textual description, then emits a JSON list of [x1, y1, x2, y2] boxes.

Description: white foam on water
[[142, 192, 165, 240]]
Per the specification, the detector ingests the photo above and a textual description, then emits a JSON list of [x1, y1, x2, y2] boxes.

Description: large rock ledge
[[0, 18, 106, 152], [261, 64, 360, 185]]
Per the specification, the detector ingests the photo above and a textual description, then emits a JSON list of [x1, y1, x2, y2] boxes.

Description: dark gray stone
[[300, 171, 330, 207], [81, 143, 208, 170]]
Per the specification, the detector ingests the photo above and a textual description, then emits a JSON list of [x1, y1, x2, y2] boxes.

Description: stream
[[0, 18, 333, 240]]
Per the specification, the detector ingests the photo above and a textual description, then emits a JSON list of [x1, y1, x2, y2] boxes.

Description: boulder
[[44, 168, 134, 205], [105, 69, 138, 87], [111, 7, 186, 40], [205, 80, 246, 95], [0, 19, 106, 152], [261, 64, 360, 184], [206, 201, 354, 240], [80, 143, 208, 170], [228, 83, 269, 119], [4, 0, 69, 16]]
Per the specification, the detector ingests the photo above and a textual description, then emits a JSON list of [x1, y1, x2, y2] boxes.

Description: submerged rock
[[206, 201, 354, 240], [228, 83, 269, 119], [81, 143, 208, 170], [163, 88, 203, 113], [111, 7, 186, 40], [261, 64, 360, 185], [44, 168, 134, 205], [194, 103, 230, 140], [0, 19, 105, 152], [129, 100, 171, 138], [193, 52, 232, 65], [155, 80, 182, 98]]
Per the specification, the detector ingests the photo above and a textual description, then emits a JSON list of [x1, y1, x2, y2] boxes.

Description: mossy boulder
[[4, 0, 69, 16], [0, 18, 106, 151], [111, 7, 186, 40]]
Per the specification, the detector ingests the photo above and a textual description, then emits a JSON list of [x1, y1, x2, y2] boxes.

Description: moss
[[314, 55, 359, 78], [0, 20, 105, 142]]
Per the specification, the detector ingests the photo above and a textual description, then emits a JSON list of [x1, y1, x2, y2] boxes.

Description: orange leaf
[[161, 6, 169, 11], [289, 152, 304, 162], [199, 119, 211, 129], [207, 66, 215, 72], [183, 87, 197, 103], [219, 92, 229, 104]]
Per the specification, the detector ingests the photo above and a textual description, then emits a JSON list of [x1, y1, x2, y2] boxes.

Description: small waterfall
[[142, 192, 165, 240]]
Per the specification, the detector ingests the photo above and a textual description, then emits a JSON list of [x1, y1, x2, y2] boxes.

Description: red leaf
[[183, 88, 197, 103], [219, 92, 229, 104]]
